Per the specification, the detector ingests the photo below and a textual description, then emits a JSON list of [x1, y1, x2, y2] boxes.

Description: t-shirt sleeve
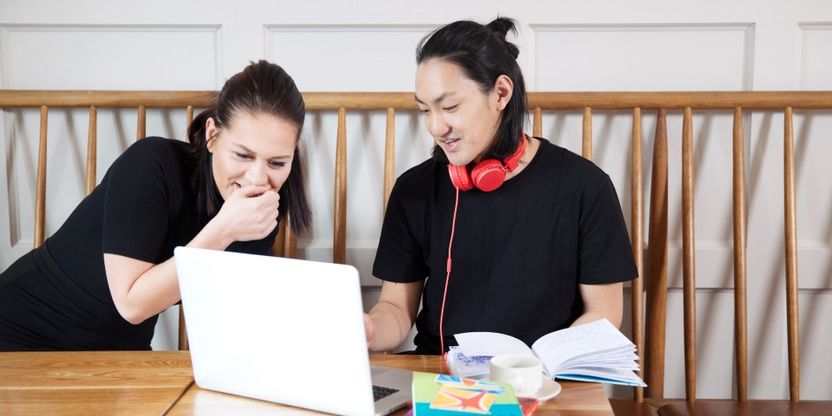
[[372, 180, 429, 283], [101, 139, 177, 263], [577, 174, 639, 284]]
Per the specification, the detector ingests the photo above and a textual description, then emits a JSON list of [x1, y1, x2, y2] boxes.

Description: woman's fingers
[[234, 183, 273, 198], [216, 186, 281, 241]]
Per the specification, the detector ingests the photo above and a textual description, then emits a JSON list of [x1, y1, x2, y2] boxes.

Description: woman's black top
[[0, 137, 275, 351]]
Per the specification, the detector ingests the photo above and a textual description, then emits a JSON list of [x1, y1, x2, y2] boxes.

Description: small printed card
[[446, 346, 491, 378]]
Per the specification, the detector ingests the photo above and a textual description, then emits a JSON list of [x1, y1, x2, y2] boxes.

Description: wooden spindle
[[334, 107, 347, 264], [33, 105, 49, 248], [733, 107, 748, 401], [284, 218, 297, 259], [273, 220, 287, 257], [681, 107, 697, 403], [645, 109, 669, 400], [179, 101, 198, 351], [582, 107, 592, 160], [179, 106, 197, 350], [384, 108, 396, 214], [533, 107, 542, 137], [85, 106, 98, 195], [178, 307, 189, 351], [783, 106, 800, 401], [137, 105, 146, 140], [630, 107, 645, 402], [185, 105, 194, 141]]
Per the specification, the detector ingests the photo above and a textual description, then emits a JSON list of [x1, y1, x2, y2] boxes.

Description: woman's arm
[[365, 280, 424, 352], [572, 282, 624, 328], [105, 184, 278, 325]]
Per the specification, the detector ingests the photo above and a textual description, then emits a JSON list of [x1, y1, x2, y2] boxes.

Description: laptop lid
[[174, 246, 406, 416]]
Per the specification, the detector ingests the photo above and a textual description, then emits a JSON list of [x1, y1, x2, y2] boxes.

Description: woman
[[365, 18, 637, 354], [0, 60, 311, 351]]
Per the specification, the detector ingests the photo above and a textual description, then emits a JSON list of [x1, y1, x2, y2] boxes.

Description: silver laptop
[[174, 246, 412, 416]]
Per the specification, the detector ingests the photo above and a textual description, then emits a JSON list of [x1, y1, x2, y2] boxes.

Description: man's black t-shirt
[[0, 137, 275, 350], [373, 138, 638, 354]]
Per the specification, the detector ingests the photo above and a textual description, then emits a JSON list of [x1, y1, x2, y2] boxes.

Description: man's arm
[[365, 280, 424, 351], [572, 282, 624, 327]]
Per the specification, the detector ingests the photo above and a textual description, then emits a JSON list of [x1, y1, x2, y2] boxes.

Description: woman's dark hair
[[186, 60, 311, 234], [416, 17, 528, 162]]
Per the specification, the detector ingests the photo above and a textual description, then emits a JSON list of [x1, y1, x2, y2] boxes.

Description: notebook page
[[455, 332, 535, 357], [530, 319, 634, 375]]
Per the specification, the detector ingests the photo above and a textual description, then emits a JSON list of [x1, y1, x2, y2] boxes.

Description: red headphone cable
[[439, 187, 460, 370]]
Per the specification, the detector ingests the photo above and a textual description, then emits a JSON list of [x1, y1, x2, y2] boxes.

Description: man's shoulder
[[395, 157, 439, 190], [537, 138, 610, 186]]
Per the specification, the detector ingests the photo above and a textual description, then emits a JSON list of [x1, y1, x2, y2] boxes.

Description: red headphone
[[447, 135, 528, 192]]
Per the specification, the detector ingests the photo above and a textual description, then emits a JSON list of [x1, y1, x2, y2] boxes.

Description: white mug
[[489, 354, 543, 397]]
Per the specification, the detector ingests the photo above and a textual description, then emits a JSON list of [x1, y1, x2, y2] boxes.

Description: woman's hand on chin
[[212, 184, 280, 243]]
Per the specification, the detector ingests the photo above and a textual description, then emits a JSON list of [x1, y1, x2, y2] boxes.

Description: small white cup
[[489, 354, 543, 397]]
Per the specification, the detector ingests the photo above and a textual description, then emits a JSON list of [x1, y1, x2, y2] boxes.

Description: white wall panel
[[792, 25, 832, 400], [793, 23, 832, 296], [265, 25, 431, 91], [799, 291, 832, 400], [1, 25, 220, 89], [663, 290, 739, 399], [531, 24, 753, 91], [799, 23, 832, 89]]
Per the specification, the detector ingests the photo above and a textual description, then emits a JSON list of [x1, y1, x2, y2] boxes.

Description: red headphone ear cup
[[448, 164, 474, 191], [470, 160, 507, 192]]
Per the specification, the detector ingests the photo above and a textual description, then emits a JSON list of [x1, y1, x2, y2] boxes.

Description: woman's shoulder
[[103, 137, 192, 188], [125, 136, 188, 157], [115, 137, 189, 168]]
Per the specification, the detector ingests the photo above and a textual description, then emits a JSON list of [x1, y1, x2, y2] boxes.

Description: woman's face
[[415, 58, 510, 166], [206, 111, 298, 201]]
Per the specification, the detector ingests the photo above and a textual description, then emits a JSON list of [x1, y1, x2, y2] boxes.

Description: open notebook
[[448, 319, 645, 387]]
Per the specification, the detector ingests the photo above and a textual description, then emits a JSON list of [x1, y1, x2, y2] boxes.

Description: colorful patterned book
[[411, 372, 523, 416]]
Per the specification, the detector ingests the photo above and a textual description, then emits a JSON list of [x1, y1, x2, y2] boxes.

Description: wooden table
[[0, 351, 614, 415], [0, 351, 193, 415]]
